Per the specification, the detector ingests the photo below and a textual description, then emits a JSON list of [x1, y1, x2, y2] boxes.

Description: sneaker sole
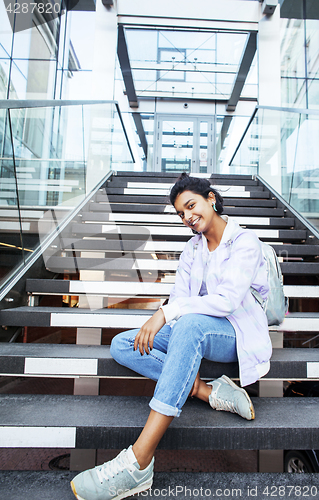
[[70, 478, 153, 500], [221, 375, 255, 420]]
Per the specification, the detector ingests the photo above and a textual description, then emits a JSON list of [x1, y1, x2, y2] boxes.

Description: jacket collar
[[201, 215, 240, 252]]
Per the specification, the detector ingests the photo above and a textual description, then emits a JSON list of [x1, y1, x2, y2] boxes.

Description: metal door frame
[[154, 114, 215, 173]]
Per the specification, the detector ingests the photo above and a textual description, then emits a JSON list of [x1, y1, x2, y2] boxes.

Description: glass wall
[[0, 0, 99, 101], [230, 106, 319, 228], [0, 101, 134, 288], [124, 28, 250, 101], [280, 8, 319, 109]]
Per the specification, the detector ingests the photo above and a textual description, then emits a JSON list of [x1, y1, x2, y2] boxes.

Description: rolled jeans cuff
[[149, 397, 181, 417]]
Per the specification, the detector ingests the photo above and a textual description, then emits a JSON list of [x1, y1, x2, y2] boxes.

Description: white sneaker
[[71, 446, 154, 500], [208, 375, 255, 420]]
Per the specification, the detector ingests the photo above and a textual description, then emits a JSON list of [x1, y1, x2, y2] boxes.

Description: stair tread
[[2, 307, 319, 332], [115, 171, 254, 179], [70, 223, 306, 241], [1, 395, 319, 450], [4, 307, 319, 317], [2, 470, 319, 500], [26, 279, 319, 298], [43, 257, 319, 275], [0, 345, 318, 380], [91, 203, 285, 216], [101, 195, 278, 206], [53, 239, 319, 256], [109, 181, 265, 191], [104, 187, 270, 199], [81, 212, 295, 228]]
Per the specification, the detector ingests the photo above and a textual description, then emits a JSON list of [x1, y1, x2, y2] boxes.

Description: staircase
[[1, 171, 319, 497]]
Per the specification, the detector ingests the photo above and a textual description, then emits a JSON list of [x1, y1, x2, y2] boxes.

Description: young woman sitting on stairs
[[71, 172, 272, 500]]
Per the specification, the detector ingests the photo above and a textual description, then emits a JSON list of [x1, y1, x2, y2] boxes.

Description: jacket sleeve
[[162, 231, 263, 322]]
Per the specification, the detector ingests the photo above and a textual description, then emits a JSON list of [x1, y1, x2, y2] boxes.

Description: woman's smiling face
[[174, 190, 216, 233]]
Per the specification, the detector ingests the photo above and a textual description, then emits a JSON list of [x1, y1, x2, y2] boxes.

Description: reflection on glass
[[66, 11, 96, 70], [161, 120, 193, 172], [306, 20, 319, 78], [280, 19, 305, 79], [9, 60, 27, 99], [61, 70, 93, 100], [13, 23, 55, 60], [0, 108, 24, 286], [0, 59, 10, 99], [125, 28, 247, 99], [0, 0, 14, 57], [230, 107, 319, 230], [1, 6, 94, 101], [308, 79, 319, 110], [199, 121, 208, 173], [217, 114, 253, 175], [0, 102, 134, 288], [241, 52, 257, 99]]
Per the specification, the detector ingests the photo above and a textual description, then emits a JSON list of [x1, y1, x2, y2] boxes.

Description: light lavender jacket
[[161, 216, 272, 387]]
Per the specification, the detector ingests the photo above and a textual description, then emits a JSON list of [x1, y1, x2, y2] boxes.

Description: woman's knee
[[110, 329, 137, 362]]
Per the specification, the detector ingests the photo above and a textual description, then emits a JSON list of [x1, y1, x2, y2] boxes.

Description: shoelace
[[95, 453, 134, 484], [210, 396, 236, 413]]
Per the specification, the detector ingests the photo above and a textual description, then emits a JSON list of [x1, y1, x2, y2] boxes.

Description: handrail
[[253, 105, 319, 116], [0, 169, 115, 301]]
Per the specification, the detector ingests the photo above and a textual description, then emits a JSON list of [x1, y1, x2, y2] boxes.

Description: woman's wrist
[[160, 301, 181, 323]]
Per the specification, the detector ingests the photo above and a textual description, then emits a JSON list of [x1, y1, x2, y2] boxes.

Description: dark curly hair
[[169, 172, 223, 215]]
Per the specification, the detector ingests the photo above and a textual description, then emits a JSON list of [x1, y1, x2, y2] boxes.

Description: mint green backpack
[[250, 241, 288, 326]]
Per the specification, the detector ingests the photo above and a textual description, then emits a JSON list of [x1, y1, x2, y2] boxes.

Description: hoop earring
[[213, 203, 217, 212]]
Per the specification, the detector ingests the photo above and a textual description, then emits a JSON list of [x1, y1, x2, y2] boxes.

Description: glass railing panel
[[230, 105, 319, 231], [282, 111, 319, 229], [0, 108, 24, 287], [111, 109, 135, 172], [0, 101, 134, 290]]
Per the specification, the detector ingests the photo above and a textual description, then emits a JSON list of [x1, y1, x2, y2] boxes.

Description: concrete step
[[43, 256, 319, 275], [108, 180, 264, 191], [26, 279, 319, 299], [114, 171, 254, 180], [54, 239, 319, 257], [1, 470, 319, 500], [80, 212, 295, 228], [104, 187, 270, 198], [54, 237, 188, 253], [1, 307, 319, 332], [0, 344, 318, 381], [0, 394, 318, 450], [100, 194, 278, 207], [45, 256, 180, 273], [70, 223, 307, 242], [110, 172, 257, 184], [90, 202, 285, 217]]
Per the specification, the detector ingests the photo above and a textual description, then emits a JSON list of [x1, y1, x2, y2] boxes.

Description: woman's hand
[[134, 308, 166, 355]]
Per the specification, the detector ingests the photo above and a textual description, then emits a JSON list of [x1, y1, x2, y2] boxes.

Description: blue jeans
[[110, 313, 237, 417]]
